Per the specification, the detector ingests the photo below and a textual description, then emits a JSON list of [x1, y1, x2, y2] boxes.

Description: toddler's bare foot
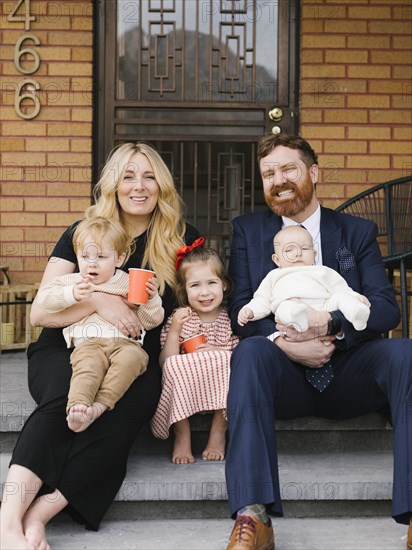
[[172, 419, 195, 464], [202, 410, 227, 461], [67, 403, 89, 431], [67, 402, 107, 432]]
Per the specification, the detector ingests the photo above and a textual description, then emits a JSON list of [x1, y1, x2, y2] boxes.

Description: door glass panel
[[117, 0, 278, 103]]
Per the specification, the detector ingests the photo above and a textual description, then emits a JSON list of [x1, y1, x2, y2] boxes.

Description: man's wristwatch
[[327, 311, 342, 336]]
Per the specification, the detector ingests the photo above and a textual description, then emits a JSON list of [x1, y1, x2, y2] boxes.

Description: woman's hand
[[92, 292, 142, 339], [275, 336, 335, 368]]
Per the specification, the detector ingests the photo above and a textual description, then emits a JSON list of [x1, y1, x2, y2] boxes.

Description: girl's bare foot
[[202, 410, 227, 461], [172, 419, 195, 464], [67, 402, 107, 432]]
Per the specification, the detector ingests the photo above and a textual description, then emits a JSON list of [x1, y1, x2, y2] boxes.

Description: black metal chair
[[336, 175, 412, 338]]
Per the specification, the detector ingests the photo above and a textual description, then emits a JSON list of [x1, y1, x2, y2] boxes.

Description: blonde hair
[[85, 143, 186, 293], [73, 217, 132, 264]]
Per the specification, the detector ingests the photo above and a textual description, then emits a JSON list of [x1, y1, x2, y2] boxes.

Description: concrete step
[[13, 516, 409, 550], [0, 352, 393, 453], [0, 353, 398, 525], [1, 451, 394, 518]]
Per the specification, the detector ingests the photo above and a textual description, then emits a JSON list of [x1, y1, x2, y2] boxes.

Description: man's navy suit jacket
[[228, 206, 400, 350]]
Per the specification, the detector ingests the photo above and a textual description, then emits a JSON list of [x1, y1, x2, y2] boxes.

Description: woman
[[0, 143, 200, 550]]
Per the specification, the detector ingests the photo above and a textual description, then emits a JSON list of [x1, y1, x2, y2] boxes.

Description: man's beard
[[264, 173, 314, 217]]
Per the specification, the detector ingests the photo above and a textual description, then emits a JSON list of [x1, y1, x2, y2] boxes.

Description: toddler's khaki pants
[[67, 337, 148, 412]]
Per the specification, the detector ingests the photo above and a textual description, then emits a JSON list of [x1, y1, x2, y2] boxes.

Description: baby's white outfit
[[240, 265, 370, 332]]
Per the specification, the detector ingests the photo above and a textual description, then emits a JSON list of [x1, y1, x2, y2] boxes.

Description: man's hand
[[276, 304, 331, 342], [275, 336, 335, 368]]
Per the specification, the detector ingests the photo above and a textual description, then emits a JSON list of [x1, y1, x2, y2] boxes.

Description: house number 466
[[7, 0, 41, 119]]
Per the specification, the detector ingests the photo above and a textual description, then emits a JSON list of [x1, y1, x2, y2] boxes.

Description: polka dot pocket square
[[336, 246, 356, 274]]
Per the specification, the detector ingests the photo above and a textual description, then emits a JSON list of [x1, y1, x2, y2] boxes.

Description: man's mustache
[[268, 182, 297, 198]]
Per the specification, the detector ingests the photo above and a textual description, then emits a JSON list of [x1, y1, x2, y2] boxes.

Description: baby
[[238, 225, 370, 332]]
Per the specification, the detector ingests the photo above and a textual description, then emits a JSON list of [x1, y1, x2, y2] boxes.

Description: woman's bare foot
[[67, 402, 107, 432], [24, 519, 50, 550], [0, 464, 45, 549], [22, 489, 67, 550], [202, 410, 227, 461], [172, 419, 195, 464], [22, 504, 51, 550], [0, 527, 28, 550]]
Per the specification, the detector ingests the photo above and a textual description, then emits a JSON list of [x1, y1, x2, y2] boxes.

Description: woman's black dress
[[10, 223, 200, 530]]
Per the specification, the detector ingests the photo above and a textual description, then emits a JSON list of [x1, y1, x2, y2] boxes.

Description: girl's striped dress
[[150, 308, 239, 439]]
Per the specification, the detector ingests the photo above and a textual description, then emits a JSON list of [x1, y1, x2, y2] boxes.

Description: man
[[225, 133, 412, 550]]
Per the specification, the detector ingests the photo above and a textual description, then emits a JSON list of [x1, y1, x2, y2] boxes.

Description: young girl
[[151, 240, 239, 464]]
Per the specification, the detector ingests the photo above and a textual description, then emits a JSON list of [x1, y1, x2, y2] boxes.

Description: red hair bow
[[175, 237, 205, 269]]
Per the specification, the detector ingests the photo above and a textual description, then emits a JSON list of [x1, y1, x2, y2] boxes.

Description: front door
[[96, 0, 299, 256]]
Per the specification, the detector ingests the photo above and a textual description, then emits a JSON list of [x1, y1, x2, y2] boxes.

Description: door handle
[[268, 107, 283, 122]]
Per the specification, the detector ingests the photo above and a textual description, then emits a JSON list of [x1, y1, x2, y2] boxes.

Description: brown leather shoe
[[226, 515, 275, 550], [407, 517, 412, 550]]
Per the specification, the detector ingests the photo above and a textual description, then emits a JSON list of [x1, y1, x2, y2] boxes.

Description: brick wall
[[0, 0, 93, 284], [1, 0, 411, 284], [300, 0, 412, 208]]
